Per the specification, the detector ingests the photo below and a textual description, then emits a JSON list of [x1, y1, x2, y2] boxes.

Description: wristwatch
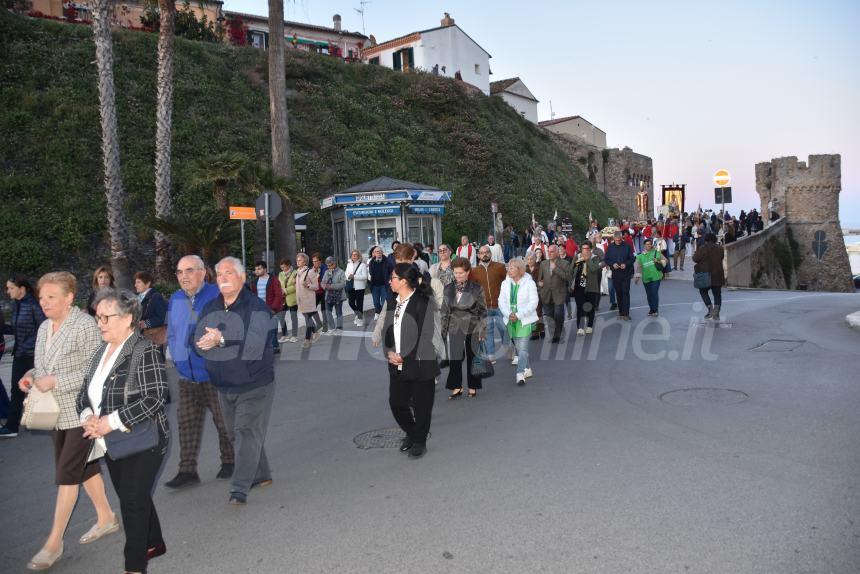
[[219, 335, 225, 348]]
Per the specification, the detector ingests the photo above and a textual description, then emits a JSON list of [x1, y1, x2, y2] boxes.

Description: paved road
[[1, 281, 859, 573]]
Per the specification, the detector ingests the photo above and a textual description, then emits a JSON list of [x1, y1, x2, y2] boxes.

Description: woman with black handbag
[[441, 258, 487, 399], [634, 239, 668, 316], [78, 289, 169, 574], [572, 242, 603, 335], [692, 233, 725, 320]]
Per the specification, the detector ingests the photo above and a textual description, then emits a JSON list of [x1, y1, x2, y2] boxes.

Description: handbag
[[22, 385, 60, 430], [471, 341, 494, 379], [694, 271, 712, 289], [104, 340, 159, 460], [142, 325, 167, 346]]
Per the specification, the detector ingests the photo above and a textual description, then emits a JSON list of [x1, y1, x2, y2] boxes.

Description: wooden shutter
[[393, 51, 402, 71], [407, 47, 415, 71]]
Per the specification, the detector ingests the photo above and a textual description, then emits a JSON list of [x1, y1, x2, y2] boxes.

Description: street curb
[[846, 311, 860, 330]]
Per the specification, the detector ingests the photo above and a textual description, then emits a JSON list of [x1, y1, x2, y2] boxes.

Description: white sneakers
[[577, 329, 585, 336], [524, 368, 533, 379], [277, 336, 289, 344], [354, 317, 365, 327], [511, 355, 519, 365], [374, 313, 380, 321], [585, 327, 593, 335], [516, 372, 526, 385], [332, 329, 343, 336]]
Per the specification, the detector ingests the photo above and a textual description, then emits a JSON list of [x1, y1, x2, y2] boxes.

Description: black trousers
[[389, 374, 435, 445], [699, 286, 722, 307], [446, 331, 481, 390], [574, 288, 599, 328], [542, 302, 566, 339], [4, 355, 34, 432], [347, 287, 364, 315], [611, 272, 632, 317], [105, 446, 165, 573], [316, 292, 328, 330]]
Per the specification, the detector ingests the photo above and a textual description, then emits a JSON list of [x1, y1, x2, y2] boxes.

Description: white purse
[[22, 386, 60, 430]]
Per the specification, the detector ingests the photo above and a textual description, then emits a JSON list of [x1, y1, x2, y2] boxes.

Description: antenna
[[354, 0, 370, 35], [549, 100, 555, 120]]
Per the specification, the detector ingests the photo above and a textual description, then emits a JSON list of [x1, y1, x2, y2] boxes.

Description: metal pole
[[265, 192, 271, 268], [240, 220, 246, 269]]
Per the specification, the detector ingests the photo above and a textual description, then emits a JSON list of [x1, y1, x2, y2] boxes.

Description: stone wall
[[724, 218, 798, 289], [756, 155, 854, 292], [546, 132, 653, 220]]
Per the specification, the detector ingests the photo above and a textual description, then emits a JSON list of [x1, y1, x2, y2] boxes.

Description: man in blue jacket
[[164, 255, 235, 489], [603, 231, 636, 320], [196, 256, 276, 505]]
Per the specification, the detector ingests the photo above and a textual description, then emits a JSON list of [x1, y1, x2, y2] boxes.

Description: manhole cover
[[354, 428, 408, 449], [660, 388, 750, 406], [749, 339, 805, 352]]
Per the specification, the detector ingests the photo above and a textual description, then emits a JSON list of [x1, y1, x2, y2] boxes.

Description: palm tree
[[91, 0, 132, 288], [151, 210, 240, 266], [154, 0, 177, 283], [193, 151, 249, 210], [267, 0, 298, 262]]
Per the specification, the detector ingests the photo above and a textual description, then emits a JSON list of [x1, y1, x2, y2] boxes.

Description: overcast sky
[[224, 0, 860, 227]]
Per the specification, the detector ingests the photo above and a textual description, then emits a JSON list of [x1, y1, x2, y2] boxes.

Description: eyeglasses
[[95, 313, 120, 324], [389, 276, 403, 283]]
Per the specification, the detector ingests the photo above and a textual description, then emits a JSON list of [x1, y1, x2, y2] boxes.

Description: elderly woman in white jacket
[[498, 258, 539, 386], [345, 250, 368, 327]]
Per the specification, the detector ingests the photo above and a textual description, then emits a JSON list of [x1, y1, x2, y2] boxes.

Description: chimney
[[441, 12, 455, 27], [333, 14, 342, 32]]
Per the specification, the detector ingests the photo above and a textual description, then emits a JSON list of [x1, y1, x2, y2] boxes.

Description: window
[[474, 63, 480, 75], [407, 216, 435, 247], [355, 218, 397, 255], [249, 31, 266, 50], [393, 47, 414, 72], [369, 56, 380, 65]]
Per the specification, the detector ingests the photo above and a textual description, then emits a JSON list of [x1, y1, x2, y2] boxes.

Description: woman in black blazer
[[441, 257, 487, 398], [383, 263, 442, 459], [77, 289, 169, 574]]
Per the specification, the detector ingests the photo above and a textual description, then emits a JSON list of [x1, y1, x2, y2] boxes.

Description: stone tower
[[755, 155, 853, 292]]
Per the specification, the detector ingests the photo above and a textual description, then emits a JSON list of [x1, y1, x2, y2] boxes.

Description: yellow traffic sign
[[713, 169, 731, 187]]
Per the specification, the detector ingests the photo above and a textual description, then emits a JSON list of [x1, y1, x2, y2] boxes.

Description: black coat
[[139, 289, 168, 330], [383, 291, 440, 381], [441, 281, 487, 340]]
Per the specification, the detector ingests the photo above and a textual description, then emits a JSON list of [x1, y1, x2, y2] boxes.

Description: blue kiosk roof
[[321, 176, 452, 209]]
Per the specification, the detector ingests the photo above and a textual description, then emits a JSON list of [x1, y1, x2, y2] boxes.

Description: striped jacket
[[76, 333, 169, 451], [33, 306, 101, 430]]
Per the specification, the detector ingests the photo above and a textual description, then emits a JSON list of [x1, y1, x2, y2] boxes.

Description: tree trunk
[[91, 0, 132, 289], [154, 0, 176, 283], [214, 181, 227, 210], [267, 0, 297, 262]]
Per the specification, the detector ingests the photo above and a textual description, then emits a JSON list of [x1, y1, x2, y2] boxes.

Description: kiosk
[[321, 177, 452, 263]]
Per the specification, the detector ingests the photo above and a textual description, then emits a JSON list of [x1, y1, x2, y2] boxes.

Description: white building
[[361, 13, 492, 95], [490, 77, 539, 123], [538, 115, 607, 148]]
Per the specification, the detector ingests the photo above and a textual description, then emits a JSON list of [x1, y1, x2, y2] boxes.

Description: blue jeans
[[643, 279, 661, 312], [484, 308, 506, 357], [371, 285, 388, 314], [324, 300, 344, 330], [503, 244, 512, 262], [513, 336, 530, 374]]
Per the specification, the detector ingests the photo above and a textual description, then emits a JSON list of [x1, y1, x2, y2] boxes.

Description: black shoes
[[610, 303, 618, 310], [399, 438, 413, 453], [164, 471, 200, 489], [407, 444, 427, 459], [216, 463, 234, 480], [228, 493, 247, 505], [551, 336, 561, 344]]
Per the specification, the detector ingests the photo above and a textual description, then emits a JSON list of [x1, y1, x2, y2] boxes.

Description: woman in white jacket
[[498, 258, 539, 385], [345, 250, 369, 327]]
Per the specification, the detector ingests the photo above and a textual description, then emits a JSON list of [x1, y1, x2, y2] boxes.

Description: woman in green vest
[[634, 239, 668, 317], [498, 259, 540, 386]]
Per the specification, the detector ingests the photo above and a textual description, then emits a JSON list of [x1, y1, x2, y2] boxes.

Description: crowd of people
[[0, 210, 732, 573]]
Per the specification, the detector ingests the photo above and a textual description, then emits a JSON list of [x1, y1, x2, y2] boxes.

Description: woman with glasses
[[19, 272, 117, 571], [441, 258, 487, 399], [429, 243, 455, 287], [383, 263, 441, 459]]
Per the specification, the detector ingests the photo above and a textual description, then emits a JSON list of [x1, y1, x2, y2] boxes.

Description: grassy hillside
[[0, 10, 615, 276]]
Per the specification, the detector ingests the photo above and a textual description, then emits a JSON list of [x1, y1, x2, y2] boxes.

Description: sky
[[225, 0, 860, 227]]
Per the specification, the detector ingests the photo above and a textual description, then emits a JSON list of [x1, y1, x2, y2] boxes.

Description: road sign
[[228, 206, 256, 220], [490, 202, 498, 213], [255, 192, 283, 221], [713, 169, 731, 187], [714, 187, 733, 204], [812, 230, 828, 260]]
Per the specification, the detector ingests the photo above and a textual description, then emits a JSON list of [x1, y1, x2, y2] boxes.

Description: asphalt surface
[[1, 279, 859, 574]]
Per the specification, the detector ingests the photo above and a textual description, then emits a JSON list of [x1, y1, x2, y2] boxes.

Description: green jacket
[[636, 250, 665, 284], [279, 269, 297, 308]]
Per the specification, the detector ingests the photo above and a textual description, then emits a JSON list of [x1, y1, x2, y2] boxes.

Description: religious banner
[[661, 184, 686, 216]]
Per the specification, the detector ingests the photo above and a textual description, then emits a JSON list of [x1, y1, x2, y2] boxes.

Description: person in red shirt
[[564, 235, 578, 259]]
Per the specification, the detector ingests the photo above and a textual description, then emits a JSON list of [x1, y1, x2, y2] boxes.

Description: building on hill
[[31, 0, 223, 28], [539, 115, 607, 149], [225, 11, 367, 59], [361, 12, 492, 95], [490, 77, 539, 123]]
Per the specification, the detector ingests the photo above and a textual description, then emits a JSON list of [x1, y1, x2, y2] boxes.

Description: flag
[[531, 212, 537, 227], [553, 209, 558, 221], [588, 211, 593, 223]]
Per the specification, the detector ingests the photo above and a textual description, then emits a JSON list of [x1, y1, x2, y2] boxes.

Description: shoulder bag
[[694, 271, 712, 289], [471, 341, 494, 379], [105, 340, 159, 460]]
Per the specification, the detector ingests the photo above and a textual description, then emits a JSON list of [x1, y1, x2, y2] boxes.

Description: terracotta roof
[[362, 33, 422, 58], [538, 115, 605, 132], [223, 11, 368, 40], [490, 78, 519, 94]]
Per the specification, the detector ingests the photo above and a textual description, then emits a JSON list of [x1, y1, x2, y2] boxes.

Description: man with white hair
[[196, 257, 276, 505], [164, 255, 234, 489]]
